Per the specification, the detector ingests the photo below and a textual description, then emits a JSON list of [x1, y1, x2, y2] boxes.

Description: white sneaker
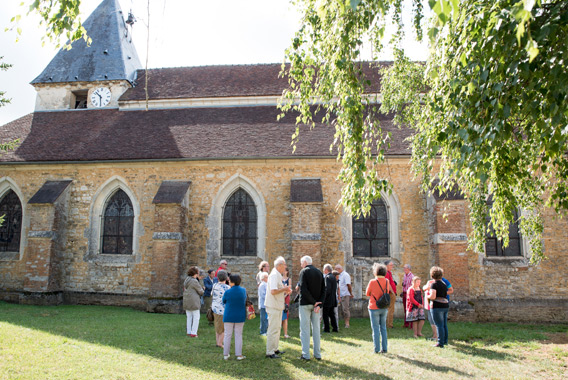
[[236, 356, 246, 361], [223, 355, 230, 360]]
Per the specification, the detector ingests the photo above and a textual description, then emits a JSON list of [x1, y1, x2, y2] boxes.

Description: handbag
[[373, 279, 391, 309], [206, 307, 215, 322], [206, 283, 219, 322]]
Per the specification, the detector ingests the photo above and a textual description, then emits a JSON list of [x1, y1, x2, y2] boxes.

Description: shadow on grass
[[451, 341, 518, 360], [0, 303, 389, 380], [390, 353, 473, 377], [320, 334, 364, 347]]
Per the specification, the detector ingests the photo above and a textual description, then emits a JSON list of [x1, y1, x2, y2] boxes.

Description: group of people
[[182, 257, 453, 361], [366, 261, 453, 353]]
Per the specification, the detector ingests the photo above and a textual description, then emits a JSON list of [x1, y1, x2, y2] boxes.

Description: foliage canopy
[[12, 0, 89, 48], [281, 0, 568, 262]]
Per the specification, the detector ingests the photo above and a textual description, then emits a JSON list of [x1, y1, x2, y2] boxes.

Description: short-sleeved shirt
[[264, 268, 285, 310], [431, 280, 449, 309], [211, 282, 230, 315], [338, 271, 351, 297]]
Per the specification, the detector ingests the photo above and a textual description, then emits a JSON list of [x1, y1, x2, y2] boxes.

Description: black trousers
[[323, 306, 338, 332]]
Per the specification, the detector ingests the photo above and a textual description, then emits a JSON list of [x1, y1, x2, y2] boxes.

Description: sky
[[0, 0, 428, 125]]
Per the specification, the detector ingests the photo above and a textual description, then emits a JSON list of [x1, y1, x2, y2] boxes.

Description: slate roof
[[119, 62, 388, 101], [153, 181, 191, 204], [0, 107, 411, 163], [31, 0, 142, 84], [28, 181, 73, 204]]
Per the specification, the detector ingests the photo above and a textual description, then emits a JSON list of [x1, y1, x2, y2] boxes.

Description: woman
[[423, 278, 438, 341], [211, 270, 230, 347], [281, 267, 291, 338], [406, 276, 425, 338], [183, 266, 204, 337], [366, 263, 391, 353], [427, 266, 449, 348], [222, 273, 247, 360], [384, 260, 397, 329], [256, 261, 269, 286]]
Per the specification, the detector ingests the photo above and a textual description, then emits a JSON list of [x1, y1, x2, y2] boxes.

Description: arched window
[[352, 199, 389, 257], [222, 188, 257, 256], [101, 189, 134, 255], [485, 207, 522, 257], [0, 190, 22, 252]]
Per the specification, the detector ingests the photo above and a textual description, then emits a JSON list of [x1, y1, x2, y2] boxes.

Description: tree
[[0, 56, 12, 108], [0, 56, 20, 226], [10, 0, 88, 48], [280, 0, 567, 263]]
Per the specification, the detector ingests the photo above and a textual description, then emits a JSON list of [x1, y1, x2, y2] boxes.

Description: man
[[334, 264, 353, 328], [264, 256, 292, 359], [258, 272, 269, 336], [384, 260, 397, 329], [322, 264, 338, 333], [214, 259, 228, 278], [298, 255, 325, 361], [203, 269, 215, 325], [401, 264, 415, 328]]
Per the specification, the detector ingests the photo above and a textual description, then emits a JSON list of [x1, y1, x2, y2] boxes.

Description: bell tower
[[31, 0, 142, 111]]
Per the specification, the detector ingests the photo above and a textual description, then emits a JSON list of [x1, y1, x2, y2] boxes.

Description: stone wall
[[0, 158, 566, 322]]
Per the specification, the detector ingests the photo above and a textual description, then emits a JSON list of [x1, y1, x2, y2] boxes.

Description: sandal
[[284, 334, 290, 339]]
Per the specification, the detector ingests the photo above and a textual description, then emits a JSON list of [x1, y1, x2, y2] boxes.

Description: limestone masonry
[[0, 0, 566, 322]]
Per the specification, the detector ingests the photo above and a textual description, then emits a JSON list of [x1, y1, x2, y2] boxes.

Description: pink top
[[423, 279, 435, 310], [402, 272, 414, 293]]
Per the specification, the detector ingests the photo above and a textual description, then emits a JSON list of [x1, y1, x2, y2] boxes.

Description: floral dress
[[406, 287, 426, 322]]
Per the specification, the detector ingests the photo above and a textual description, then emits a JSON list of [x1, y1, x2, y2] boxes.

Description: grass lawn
[[0, 302, 566, 379]]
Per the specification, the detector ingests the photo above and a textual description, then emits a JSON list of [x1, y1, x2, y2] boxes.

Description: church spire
[[32, 0, 142, 84]]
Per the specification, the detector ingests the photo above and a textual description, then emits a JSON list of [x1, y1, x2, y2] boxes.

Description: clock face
[[90, 87, 112, 107]]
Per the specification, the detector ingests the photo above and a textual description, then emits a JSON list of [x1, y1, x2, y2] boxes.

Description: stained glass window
[[0, 190, 22, 252], [352, 199, 389, 257], [102, 190, 134, 255], [222, 189, 257, 256]]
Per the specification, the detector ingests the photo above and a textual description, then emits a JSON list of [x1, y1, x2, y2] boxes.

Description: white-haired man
[[298, 255, 325, 361], [214, 259, 228, 278], [265, 256, 292, 359], [334, 264, 353, 328]]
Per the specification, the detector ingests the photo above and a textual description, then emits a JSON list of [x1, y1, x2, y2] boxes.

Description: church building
[[0, 0, 566, 322]]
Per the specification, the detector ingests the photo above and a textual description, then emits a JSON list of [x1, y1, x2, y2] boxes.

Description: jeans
[[369, 308, 388, 353], [259, 308, 268, 335], [299, 304, 321, 359], [431, 307, 449, 346]]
